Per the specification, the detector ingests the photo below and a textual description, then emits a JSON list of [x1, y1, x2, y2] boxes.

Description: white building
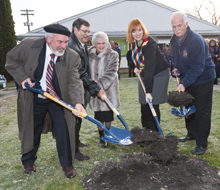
[[17, 0, 220, 68]]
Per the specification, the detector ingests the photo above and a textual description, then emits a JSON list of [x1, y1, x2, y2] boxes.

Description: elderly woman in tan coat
[[88, 31, 120, 147]]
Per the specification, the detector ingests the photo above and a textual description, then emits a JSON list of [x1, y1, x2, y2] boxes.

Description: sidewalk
[[213, 84, 220, 92]]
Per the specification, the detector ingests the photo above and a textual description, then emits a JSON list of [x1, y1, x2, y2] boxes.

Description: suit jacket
[[5, 37, 84, 165], [68, 33, 100, 107]]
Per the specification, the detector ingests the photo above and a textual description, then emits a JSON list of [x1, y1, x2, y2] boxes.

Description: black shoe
[[79, 142, 89, 147], [24, 163, 36, 174], [75, 152, 90, 161], [179, 135, 196, 142], [100, 139, 107, 147], [192, 146, 207, 155]]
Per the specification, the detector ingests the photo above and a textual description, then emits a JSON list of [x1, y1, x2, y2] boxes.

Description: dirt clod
[[167, 91, 194, 107]]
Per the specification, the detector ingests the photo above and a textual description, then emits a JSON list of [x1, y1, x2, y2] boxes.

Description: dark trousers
[[185, 80, 214, 148], [75, 118, 82, 154], [21, 98, 72, 167], [118, 61, 121, 79], [141, 104, 160, 132], [129, 65, 135, 77]]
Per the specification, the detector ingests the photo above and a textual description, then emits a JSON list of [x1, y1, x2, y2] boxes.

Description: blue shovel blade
[[102, 126, 133, 145]]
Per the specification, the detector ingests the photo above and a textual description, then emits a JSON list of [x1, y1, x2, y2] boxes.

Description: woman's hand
[[145, 93, 153, 103], [134, 68, 140, 75]]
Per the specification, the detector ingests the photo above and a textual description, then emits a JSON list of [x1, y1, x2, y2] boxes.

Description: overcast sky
[[10, 0, 220, 35]]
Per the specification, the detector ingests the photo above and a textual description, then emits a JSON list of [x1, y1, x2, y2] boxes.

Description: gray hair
[[170, 11, 188, 24], [45, 32, 54, 40], [92, 31, 109, 46], [204, 38, 209, 43]]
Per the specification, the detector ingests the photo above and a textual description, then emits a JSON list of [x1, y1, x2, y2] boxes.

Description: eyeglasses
[[79, 28, 91, 34], [96, 42, 106, 46]]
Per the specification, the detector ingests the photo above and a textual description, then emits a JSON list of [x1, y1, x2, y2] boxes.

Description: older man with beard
[[5, 23, 85, 179], [170, 11, 215, 155]]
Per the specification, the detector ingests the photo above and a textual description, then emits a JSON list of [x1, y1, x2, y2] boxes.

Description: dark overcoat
[[5, 37, 84, 165]]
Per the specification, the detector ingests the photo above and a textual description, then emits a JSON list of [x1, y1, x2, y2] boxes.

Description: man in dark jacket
[[126, 48, 135, 77], [170, 11, 215, 155], [113, 42, 121, 79], [68, 18, 106, 161]]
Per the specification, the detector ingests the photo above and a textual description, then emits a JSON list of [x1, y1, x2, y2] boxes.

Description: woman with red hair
[[127, 18, 169, 131]]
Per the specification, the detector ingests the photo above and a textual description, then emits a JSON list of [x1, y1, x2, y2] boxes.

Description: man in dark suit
[[68, 18, 106, 161], [5, 24, 85, 179], [126, 48, 135, 77], [113, 42, 121, 79]]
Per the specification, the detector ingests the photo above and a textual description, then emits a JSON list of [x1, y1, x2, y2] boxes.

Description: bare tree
[[184, 0, 220, 26]]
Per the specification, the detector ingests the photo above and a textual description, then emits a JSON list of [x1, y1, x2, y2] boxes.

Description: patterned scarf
[[131, 38, 148, 72]]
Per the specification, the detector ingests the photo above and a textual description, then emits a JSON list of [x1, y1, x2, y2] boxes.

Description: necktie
[[46, 53, 60, 99]]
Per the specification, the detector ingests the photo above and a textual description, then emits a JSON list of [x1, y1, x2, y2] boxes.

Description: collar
[[46, 43, 60, 62], [46, 43, 53, 57], [70, 32, 85, 49]]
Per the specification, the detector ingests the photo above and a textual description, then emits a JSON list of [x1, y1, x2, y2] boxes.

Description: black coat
[[68, 33, 101, 106], [126, 50, 135, 67], [138, 36, 168, 93]]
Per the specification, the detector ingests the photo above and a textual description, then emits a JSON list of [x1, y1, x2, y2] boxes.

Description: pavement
[[0, 87, 17, 101], [213, 83, 220, 92]]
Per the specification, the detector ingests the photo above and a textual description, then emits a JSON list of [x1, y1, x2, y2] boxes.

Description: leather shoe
[[79, 141, 89, 147], [192, 146, 207, 155], [75, 152, 90, 161], [100, 139, 107, 147], [62, 167, 77, 179], [24, 163, 36, 174], [179, 135, 196, 142]]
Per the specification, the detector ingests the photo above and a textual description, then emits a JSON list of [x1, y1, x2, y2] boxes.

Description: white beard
[[49, 45, 65, 56]]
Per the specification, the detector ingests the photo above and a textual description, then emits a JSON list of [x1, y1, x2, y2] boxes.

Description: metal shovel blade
[[171, 105, 196, 117], [102, 126, 133, 145]]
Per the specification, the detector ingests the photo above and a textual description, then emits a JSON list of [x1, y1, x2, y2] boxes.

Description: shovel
[[171, 76, 196, 117], [25, 82, 133, 146], [137, 73, 172, 137], [103, 95, 133, 140]]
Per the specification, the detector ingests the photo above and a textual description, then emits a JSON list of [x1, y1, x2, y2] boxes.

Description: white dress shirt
[[38, 44, 58, 98]]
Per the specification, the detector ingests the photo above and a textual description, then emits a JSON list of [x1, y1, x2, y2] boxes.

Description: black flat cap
[[44, 23, 70, 36]]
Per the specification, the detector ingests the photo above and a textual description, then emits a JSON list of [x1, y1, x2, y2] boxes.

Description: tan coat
[[5, 37, 84, 165], [88, 44, 120, 111]]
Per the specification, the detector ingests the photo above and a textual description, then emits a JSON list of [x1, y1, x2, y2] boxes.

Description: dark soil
[[82, 127, 220, 190], [167, 91, 194, 107]]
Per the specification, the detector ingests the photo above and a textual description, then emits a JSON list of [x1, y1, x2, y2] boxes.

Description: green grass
[[5, 81, 16, 88], [0, 78, 219, 189]]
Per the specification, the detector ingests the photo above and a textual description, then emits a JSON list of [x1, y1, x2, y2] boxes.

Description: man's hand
[[97, 89, 106, 100], [134, 68, 140, 75], [21, 78, 35, 89], [72, 104, 86, 118], [172, 68, 180, 76], [176, 84, 185, 92], [145, 93, 153, 103]]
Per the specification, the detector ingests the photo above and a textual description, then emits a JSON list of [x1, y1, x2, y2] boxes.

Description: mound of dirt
[[82, 127, 220, 190], [82, 153, 220, 190]]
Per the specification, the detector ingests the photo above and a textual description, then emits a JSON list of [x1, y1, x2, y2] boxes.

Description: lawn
[[0, 77, 219, 189]]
